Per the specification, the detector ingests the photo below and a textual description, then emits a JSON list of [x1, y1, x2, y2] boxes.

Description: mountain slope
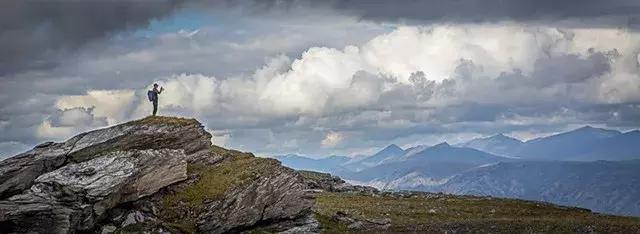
[[340, 143, 513, 190], [342, 144, 405, 171], [581, 130, 640, 161], [516, 126, 622, 160], [273, 154, 350, 173], [316, 192, 640, 233], [437, 160, 640, 216], [458, 134, 523, 156]]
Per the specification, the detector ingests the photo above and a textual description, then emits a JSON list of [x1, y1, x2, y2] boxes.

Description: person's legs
[[152, 100, 158, 116]]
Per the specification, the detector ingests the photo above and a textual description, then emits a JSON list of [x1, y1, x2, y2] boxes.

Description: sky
[[1, 0, 640, 158]]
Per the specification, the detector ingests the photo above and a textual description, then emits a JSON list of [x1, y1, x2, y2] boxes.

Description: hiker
[[147, 83, 164, 116]]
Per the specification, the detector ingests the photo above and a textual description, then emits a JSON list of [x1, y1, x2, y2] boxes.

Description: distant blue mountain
[[580, 130, 640, 161], [343, 144, 405, 170], [457, 134, 523, 157], [337, 142, 513, 190], [273, 126, 640, 217], [273, 154, 350, 173], [459, 126, 640, 161], [274, 144, 406, 173], [516, 126, 621, 160], [436, 160, 640, 216]]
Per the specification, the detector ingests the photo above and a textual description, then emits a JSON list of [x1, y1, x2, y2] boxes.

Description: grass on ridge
[[125, 116, 200, 127], [315, 192, 640, 233], [163, 147, 281, 208], [297, 170, 336, 182]]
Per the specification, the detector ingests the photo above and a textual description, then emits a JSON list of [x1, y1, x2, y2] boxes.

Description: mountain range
[[436, 160, 640, 216], [273, 125, 640, 216]]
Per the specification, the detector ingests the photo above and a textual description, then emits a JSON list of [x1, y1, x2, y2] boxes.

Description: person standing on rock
[[147, 83, 164, 116]]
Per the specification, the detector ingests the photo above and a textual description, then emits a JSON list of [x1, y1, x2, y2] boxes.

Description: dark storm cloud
[[328, 0, 640, 24], [2, 0, 638, 76], [0, 0, 183, 75]]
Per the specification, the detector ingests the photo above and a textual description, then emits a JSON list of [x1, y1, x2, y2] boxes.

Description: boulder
[[198, 164, 312, 233], [0, 149, 188, 232], [0, 117, 211, 200]]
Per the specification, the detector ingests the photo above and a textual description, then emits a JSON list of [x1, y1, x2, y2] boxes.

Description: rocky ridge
[[0, 117, 320, 233]]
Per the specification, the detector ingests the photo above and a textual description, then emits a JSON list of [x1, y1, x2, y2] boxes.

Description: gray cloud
[[0, 0, 183, 75], [327, 0, 640, 25], [3, 0, 638, 77], [49, 107, 107, 128]]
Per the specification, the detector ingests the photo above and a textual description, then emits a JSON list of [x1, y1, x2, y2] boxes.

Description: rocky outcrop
[[0, 149, 188, 233], [198, 163, 312, 233], [298, 170, 378, 194], [0, 117, 210, 200], [0, 117, 313, 233]]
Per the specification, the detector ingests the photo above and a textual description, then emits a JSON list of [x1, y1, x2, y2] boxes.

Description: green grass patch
[[315, 192, 640, 233], [297, 170, 333, 181], [314, 213, 352, 233], [160, 147, 281, 232], [125, 116, 200, 127], [162, 145, 280, 207]]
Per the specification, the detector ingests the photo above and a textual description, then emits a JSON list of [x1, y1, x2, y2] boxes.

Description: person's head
[[153, 83, 158, 88]]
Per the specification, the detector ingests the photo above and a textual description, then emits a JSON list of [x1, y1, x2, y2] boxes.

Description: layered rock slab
[[0, 149, 188, 233]]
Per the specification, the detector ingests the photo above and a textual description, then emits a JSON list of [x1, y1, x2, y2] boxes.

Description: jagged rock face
[[0, 117, 313, 234], [298, 170, 378, 194], [198, 165, 312, 233], [0, 149, 188, 233], [0, 118, 211, 199]]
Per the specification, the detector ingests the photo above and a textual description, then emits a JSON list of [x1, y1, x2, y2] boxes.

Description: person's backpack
[[147, 90, 154, 102]]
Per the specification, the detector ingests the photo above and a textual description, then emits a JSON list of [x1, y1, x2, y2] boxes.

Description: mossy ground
[[315, 192, 640, 233], [297, 170, 333, 181], [159, 146, 281, 233], [163, 153, 280, 207], [125, 116, 200, 127]]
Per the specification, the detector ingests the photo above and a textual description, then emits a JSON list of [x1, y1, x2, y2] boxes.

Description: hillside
[[456, 126, 640, 161], [0, 117, 638, 233], [273, 154, 350, 173], [315, 191, 640, 233], [457, 134, 523, 156], [339, 143, 513, 190], [436, 160, 640, 216]]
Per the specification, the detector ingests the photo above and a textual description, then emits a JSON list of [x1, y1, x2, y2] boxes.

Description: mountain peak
[[626, 130, 640, 135], [355, 144, 406, 166], [575, 125, 598, 132], [383, 144, 402, 151], [488, 133, 522, 142], [564, 125, 621, 137], [489, 133, 508, 140], [433, 142, 451, 148]]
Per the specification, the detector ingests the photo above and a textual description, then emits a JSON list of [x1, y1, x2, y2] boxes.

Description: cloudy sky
[[1, 0, 640, 158]]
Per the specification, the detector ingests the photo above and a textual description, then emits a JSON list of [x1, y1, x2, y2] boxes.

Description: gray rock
[[0, 139, 77, 199], [197, 165, 313, 233], [276, 214, 320, 234], [331, 211, 391, 230], [298, 170, 378, 194], [121, 211, 152, 227], [101, 225, 117, 234], [0, 149, 187, 232], [0, 117, 210, 200]]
